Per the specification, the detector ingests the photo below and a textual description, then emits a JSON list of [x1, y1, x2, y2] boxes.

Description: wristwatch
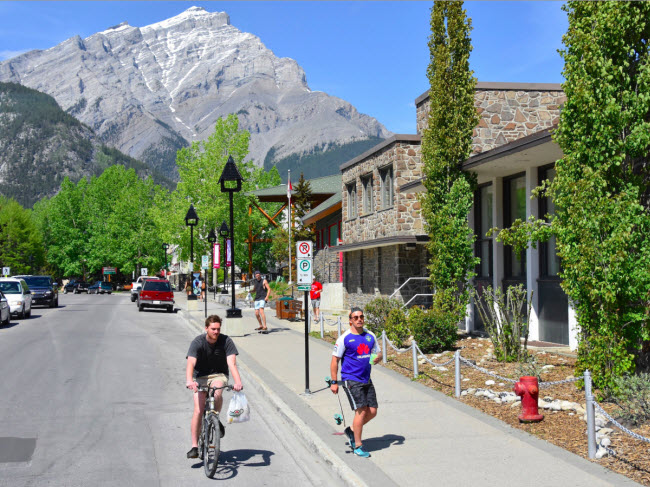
[[330, 380, 338, 385]]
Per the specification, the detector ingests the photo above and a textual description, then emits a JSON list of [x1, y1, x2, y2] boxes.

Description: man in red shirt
[[310, 278, 323, 322]]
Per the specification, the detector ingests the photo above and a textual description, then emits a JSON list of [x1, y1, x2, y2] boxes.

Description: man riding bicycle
[[186, 314, 243, 459]]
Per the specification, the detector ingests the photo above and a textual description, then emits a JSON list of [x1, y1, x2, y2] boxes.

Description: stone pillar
[[526, 167, 540, 342]]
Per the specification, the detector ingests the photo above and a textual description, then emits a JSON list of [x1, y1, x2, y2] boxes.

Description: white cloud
[[0, 49, 28, 61]]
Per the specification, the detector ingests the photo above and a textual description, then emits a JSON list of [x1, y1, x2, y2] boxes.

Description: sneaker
[[219, 419, 225, 438], [353, 446, 370, 458], [186, 447, 199, 459], [344, 426, 356, 449]]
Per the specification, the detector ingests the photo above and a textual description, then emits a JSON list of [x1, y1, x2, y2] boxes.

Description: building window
[[347, 183, 357, 219], [539, 166, 560, 277], [504, 174, 527, 279], [380, 166, 394, 209], [328, 222, 340, 247], [474, 183, 493, 279], [362, 175, 374, 214]]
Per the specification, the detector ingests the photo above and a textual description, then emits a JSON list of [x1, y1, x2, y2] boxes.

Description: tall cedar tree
[[293, 172, 316, 242], [552, 2, 650, 391], [420, 1, 479, 323]]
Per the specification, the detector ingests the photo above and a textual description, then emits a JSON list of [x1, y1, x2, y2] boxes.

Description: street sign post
[[296, 241, 315, 395], [296, 241, 313, 259], [201, 255, 209, 270], [141, 268, 148, 276], [2, 267, 9, 277], [102, 267, 116, 275]]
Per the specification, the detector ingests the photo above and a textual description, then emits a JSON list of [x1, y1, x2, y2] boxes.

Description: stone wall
[[313, 244, 342, 284], [342, 139, 423, 245], [416, 85, 565, 155]]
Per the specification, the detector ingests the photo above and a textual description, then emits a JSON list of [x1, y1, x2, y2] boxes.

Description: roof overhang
[[337, 235, 429, 253], [302, 200, 342, 226]]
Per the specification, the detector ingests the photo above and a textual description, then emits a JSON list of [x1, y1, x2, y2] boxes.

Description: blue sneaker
[[353, 446, 370, 458], [344, 426, 355, 449]]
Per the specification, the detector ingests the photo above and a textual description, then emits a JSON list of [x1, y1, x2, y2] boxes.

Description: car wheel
[[64, 289, 68, 294], [49, 299, 55, 308], [3, 312, 9, 326], [73, 288, 78, 294], [25, 306, 31, 318], [18, 305, 25, 320], [130, 294, 136, 302], [167, 306, 174, 313], [54, 298, 58, 307], [138, 303, 144, 312]]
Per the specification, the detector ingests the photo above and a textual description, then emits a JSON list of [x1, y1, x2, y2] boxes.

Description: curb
[[178, 308, 369, 487]]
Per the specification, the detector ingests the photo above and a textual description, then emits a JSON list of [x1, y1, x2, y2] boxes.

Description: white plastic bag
[[226, 391, 250, 423]]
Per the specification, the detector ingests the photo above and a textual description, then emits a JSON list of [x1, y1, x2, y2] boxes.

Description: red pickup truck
[[137, 278, 174, 313]]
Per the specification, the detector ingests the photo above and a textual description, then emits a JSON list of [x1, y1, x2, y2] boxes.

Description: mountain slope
[[0, 82, 173, 207], [0, 7, 391, 180]]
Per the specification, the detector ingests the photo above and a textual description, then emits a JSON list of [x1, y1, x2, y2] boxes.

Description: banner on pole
[[213, 243, 220, 269], [226, 239, 232, 267]]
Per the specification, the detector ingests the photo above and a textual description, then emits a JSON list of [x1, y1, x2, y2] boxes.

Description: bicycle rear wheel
[[203, 414, 221, 478]]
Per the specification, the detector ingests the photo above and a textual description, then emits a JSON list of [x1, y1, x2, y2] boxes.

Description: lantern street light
[[207, 229, 217, 301], [219, 221, 229, 295], [218, 155, 243, 318], [162, 243, 169, 276], [184, 204, 199, 300]]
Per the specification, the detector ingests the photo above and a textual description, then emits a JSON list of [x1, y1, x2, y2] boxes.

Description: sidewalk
[[179, 295, 637, 487]]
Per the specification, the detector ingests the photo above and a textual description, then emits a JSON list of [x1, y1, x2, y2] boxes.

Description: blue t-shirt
[[332, 329, 380, 383]]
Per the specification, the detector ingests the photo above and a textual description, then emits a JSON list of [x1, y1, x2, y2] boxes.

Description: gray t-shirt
[[186, 333, 238, 378]]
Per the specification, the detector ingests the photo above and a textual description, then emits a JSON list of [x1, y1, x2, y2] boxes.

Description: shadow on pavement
[[191, 448, 275, 480], [364, 434, 405, 453]]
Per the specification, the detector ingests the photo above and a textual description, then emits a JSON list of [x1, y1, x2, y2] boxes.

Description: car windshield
[[22, 277, 51, 287], [144, 281, 171, 292], [0, 282, 21, 294]]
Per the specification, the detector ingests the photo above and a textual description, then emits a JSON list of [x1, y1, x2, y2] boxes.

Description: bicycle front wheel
[[203, 414, 221, 478]]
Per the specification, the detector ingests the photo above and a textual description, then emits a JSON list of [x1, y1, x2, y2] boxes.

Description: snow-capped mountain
[[0, 7, 391, 178]]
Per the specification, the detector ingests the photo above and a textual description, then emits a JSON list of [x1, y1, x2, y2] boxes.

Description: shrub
[[473, 284, 531, 362], [384, 307, 410, 347], [364, 296, 403, 337], [610, 373, 650, 426], [408, 306, 458, 354]]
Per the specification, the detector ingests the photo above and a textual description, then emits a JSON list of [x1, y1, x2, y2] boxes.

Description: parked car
[[75, 281, 90, 293], [0, 278, 32, 318], [131, 276, 152, 302], [63, 279, 80, 294], [12, 275, 58, 308], [89, 281, 112, 294], [0, 292, 10, 326], [138, 279, 174, 313]]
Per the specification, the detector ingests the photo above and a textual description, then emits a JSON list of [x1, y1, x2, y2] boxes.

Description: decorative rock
[[492, 397, 502, 404], [600, 437, 612, 448], [543, 396, 554, 402], [435, 366, 448, 372], [595, 447, 608, 460], [541, 365, 555, 371], [461, 390, 468, 396], [485, 380, 495, 386], [498, 383, 505, 387], [511, 401, 521, 408], [560, 401, 574, 411], [467, 388, 476, 395], [462, 378, 470, 382]]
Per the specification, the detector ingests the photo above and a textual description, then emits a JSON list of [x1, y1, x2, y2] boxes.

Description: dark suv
[[13, 275, 59, 308]]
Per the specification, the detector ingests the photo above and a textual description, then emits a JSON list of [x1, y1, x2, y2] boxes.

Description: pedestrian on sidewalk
[[185, 314, 243, 459], [330, 306, 382, 458], [252, 270, 270, 333], [310, 278, 323, 322], [184, 279, 192, 297], [200, 276, 206, 302]]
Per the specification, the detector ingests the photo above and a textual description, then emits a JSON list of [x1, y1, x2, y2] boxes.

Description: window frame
[[361, 174, 374, 215], [346, 183, 357, 220], [474, 182, 493, 279], [503, 172, 527, 279], [379, 165, 394, 209]]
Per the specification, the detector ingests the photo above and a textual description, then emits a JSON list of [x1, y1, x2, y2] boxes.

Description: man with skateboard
[[329, 307, 381, 458]]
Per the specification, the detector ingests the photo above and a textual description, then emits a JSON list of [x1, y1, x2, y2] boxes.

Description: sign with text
[[296, 241, 313, 259], [102, 266, 116, 275], [297, 258, 313, 285], [201, 255, 209, 270], [213, 243, 220, 269]]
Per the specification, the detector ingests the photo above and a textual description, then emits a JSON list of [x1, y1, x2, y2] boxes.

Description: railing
[[389, 276, 433, 308]]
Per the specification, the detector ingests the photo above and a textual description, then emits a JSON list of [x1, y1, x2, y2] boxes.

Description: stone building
[[338, 82, 577, 348]]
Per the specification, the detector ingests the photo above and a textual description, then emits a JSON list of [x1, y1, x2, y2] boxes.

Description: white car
[[0, 278, 32, 319], [0, 292, 10, 326]]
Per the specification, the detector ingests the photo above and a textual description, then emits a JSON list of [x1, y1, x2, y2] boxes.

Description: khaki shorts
[[195, 373, 228, 388]]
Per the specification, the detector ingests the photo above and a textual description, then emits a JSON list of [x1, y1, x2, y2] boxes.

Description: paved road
[[0, 292, 342, 486]]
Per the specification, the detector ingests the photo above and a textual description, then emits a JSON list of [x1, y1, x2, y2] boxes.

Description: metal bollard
[[585, 370, 597, 459], [337, 317, 342, 337], [412, 340, 419, 378], [320, 314, 324, 338], [382, 330, 387, 364], [455, 350, 461, 398]]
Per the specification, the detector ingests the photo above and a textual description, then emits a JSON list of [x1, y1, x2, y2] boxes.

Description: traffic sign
[[2, 267, 9, 277], [201, 255, 209, 270], [297, 285, 310, 291], [141, 268, 148, 276], [297, 258, 312, 285], [296, 241, 313, 259]]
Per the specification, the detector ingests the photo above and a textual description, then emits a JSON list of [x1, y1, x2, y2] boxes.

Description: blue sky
[[0, 1, 567, 134]]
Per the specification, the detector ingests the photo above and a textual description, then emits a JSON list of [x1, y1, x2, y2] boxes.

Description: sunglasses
[[351, 315, 364, 321]]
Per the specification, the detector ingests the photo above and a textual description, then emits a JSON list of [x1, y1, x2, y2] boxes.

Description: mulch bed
[[318, 331, 650, 485]]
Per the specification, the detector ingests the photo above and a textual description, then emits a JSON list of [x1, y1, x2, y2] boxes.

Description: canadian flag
[[287, 178, 292, 201]]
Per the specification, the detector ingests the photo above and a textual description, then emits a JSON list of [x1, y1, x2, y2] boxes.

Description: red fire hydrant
[[513, 376, 544, 423]]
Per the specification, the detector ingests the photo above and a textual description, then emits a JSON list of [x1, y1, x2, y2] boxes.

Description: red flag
[[287, 178, 292, 200]]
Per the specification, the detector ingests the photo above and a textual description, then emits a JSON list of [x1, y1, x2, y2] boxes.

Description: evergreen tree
[[293, 172, 316, 242], [420, 1, 479, 324]]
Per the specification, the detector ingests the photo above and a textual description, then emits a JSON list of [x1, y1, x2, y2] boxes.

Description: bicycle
[[196, 384, 236, 478]]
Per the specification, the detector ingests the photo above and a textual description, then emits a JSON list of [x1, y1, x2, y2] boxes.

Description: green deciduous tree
[[0, 197, 44, 275], [420, 1, 479, 325]]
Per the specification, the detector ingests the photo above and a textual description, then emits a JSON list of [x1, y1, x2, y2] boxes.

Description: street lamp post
[[162, 243, 169, 277], [207, 229, 217, 304], [185, 204, 199, 300], [219, 221, 229, 295], [219, 155, 243, 318]]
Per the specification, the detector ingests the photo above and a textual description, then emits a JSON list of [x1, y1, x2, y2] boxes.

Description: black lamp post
[[162, 243, 169, 276], [207, 229, 217, 301], [184, 204, 199, 300], [219, 155, 243, 318], [219, 221, 229, 295]]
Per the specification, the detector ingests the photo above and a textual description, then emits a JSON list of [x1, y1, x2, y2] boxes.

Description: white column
[[492, 178, 504, 291], [526, 168, 540, 342], [568, 301, 579, 351]]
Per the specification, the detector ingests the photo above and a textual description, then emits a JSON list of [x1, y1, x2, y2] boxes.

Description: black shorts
[[342, 379, 378, 410]]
